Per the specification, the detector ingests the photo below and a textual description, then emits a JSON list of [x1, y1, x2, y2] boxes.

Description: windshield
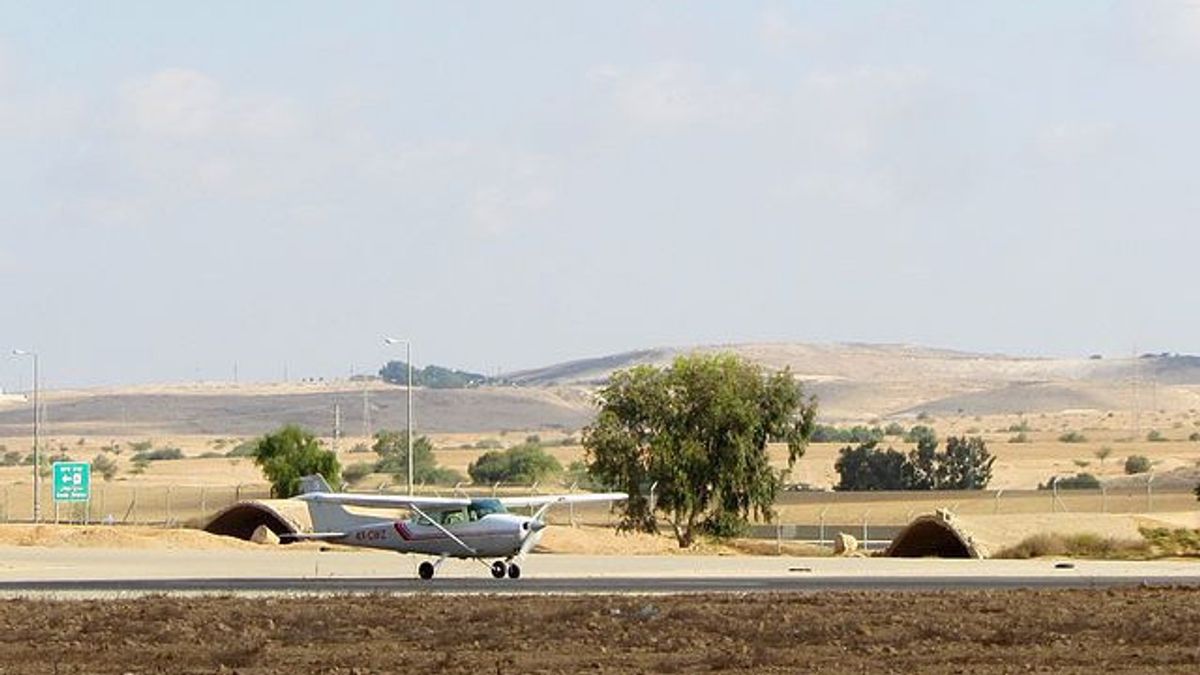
[[469, 499, 507, 519]]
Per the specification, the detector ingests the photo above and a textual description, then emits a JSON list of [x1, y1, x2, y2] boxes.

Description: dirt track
[[0, 589, 1197, 673]]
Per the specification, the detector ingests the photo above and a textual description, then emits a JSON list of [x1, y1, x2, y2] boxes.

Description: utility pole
[[11, 350, 39, 522], [333, 402, 341, 452], [362, 387, 371, 441], [383, 337, 415, 496]]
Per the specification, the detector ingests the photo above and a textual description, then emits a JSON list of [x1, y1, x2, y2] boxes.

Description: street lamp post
[[383, 337, 414, 496], [11, 349, 39, 522]]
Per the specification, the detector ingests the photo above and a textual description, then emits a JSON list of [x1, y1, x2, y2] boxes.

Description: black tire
[[507, 563, 521, 580], [418, 561, 435, 580], [491, 561, 507, 579]]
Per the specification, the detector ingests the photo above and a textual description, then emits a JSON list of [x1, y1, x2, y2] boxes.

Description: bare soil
[[0, 590, 1198, 673]]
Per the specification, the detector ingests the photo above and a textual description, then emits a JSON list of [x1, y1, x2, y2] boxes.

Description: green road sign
[[53, 462, 90, 502]]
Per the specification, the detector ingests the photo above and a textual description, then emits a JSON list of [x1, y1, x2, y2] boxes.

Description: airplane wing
[[296, 492, 473, 509], [498, 492, 628, 509]]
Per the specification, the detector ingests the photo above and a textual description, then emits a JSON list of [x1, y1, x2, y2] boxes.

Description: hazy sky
[[2, 2, 1199, 389]]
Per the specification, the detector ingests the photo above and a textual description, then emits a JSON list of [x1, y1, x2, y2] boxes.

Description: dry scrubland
[[1, 342, 1199, 537], [0, 590, 1198, 673]]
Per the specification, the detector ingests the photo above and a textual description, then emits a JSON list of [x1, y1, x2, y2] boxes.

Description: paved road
[[3, 572, 1200, 595]]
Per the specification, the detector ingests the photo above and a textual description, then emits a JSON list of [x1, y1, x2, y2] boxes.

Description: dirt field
[[0, 590, 1197, 673]]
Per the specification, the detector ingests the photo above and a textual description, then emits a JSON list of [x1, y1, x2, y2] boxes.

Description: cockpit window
[[469, 499, 507, 520]]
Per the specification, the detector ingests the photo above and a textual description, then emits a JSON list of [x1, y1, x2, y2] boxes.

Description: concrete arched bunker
[[885, 510, 983, 559], [203, 500, 312, 541]]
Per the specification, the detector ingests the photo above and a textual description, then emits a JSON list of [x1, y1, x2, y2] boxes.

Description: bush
[[998, 533, 1148, 559], [341, 462, 376, 485], [883, 422, 906, 437], [1189, 432, 1200, 442], [91, 453, 119, 481], [468, 442, 562, 485], [1007, 421, 1031, 433], [197, 451, 224, 459], [1147, 430, 1167, 442], [1, 450, 22, 467], [1057, 431, 1087, 443], [903, 425, 937, 446], [1043, 473, 1101, 490], [131, 447, 184, 462], [1124, 455, 1152, 475], [225, 441, 257, 457], [1008, 432, 1029, 444]]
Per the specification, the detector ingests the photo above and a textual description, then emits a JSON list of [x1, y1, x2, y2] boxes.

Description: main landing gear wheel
[[507, 563, 521, 580], [418, 561, 435, 580], [491, 561, 507, 579]]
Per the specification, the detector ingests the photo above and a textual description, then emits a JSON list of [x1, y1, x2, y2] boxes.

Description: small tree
[[252, 425, 341, 498], [938, 436, 995, 489], [91, 453, 119, 481], [1094, 446, 1113, 464], [372, 430, 462, 486], [1124, 455, 1152, 475]]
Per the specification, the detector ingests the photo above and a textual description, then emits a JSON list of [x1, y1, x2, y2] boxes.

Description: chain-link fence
[[0, 483, 271, 526], [0, 479, 1191, 546]]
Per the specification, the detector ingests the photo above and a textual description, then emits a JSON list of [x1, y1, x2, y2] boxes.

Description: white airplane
[[291, 475, 627, 580]]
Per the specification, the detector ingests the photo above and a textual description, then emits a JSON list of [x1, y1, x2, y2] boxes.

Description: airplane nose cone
[[530, 520, 547, 532]]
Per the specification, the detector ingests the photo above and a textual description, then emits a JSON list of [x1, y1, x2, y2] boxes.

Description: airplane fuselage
[[331, 513, 542, 558]]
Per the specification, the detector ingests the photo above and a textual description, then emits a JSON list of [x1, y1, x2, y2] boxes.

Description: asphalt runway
[[3, 572, 1200, 595]]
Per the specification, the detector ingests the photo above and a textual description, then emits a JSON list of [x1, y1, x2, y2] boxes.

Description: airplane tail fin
[[295, 475, 380, 534], [298, 474, 334, 495]]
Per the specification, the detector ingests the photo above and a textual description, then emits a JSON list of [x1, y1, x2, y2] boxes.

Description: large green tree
[[583, 353, 817, 548], [252, 425, 341, 498]]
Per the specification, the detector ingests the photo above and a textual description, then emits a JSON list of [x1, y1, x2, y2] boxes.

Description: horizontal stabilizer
[[280, 532, 346, 541]]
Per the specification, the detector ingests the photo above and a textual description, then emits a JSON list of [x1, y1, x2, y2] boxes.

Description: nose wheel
[[491, 560, 521, 580], [418, 561, 435, 580]]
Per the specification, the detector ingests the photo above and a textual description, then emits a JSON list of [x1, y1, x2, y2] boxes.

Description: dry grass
[[996, 532, 1151, 559]]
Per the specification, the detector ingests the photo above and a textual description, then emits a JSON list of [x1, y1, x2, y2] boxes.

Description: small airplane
[[291, 475, 627, 580]]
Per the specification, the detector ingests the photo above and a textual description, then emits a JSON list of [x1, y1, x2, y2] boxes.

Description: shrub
[[474, 439, 503, 450], [128, 440, 153, 453], [1007, 420, 1031, 433], [883, 422, 906, 437], [198, 451, 224, 459], [468, 442, 562, 485], [903, 425, 937, 446], [1008, 432, 1029, 444], [1043, 473, 1101, 490], [1190, 432, 1200, 442], [1124, 455, 1152, 475], [1, 450, 22, 467], [1057, 431, 1087, 443], [341, 462, 375, 485], [131, 447, 184, 462], [91, 453, 119, 481], [997, 532, 1148, 559], [1094, 446, 1113, 464], [226, 441, 258, 457], [1147, 430, 1167, 442]]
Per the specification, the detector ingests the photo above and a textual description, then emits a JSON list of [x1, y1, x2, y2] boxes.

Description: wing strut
[[408, 504, 478, 557]]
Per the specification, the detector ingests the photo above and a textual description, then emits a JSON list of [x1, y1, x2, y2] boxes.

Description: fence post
[[1101, 485, 1107, 513], [818, 506, 829, 547], [166, 486, 172, 525], [993, 489, 1003, 514], [492, 482, 500, 498], [1146, 475, 1154, 511], [861, 510, 869, 550], [200, 487, 207, 515], [235, 484, 243, 503]]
